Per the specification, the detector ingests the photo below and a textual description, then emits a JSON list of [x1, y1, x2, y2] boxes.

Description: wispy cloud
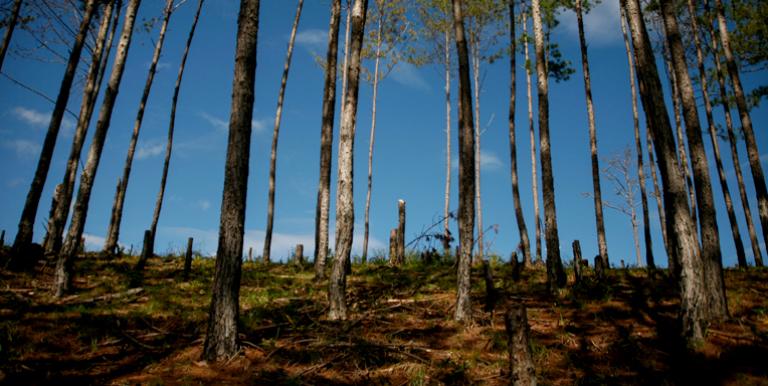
[[6, 177, 25, 188], [559, 1, 622, 46], [390, 62, 430, 91], [451, 150, 504, 171], [199, 111, 269, 134], [197, 199, 211, 211], [295, 28, 327, 53], [252, 118, 269, 134], [136, 139, 165, 160], [3, 139, 40, 159], [12, 106, 74, 131]]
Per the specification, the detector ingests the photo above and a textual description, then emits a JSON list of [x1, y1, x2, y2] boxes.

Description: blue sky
[[0, 0, 766, 267]]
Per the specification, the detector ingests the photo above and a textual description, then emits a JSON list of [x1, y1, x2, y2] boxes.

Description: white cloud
[[12, 106, 74, 130], [390, 62, 430, 91], [295, 28, 327, 51], [6, 177, 25, 188], [559, 1, 622, 46], [3, 139, 40, 159], [252, 118, 269, 133], [136, 140, 164, 160], [199, 112, 228, 131], [451, 150, 504, 171], [197, 199, 211, 211], [82, 233, 106, 250]]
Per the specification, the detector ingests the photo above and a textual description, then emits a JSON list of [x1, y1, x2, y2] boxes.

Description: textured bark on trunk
[[0, 0, 23, 73], [623, 0, 706, 345], [313, 0, 341, 280], [362, 2, 383, 263], [328, 0, 367, 321], [202, 0, 259, 362], [470, 29, 484, 261], [263, 0, 303, 263], [504, 304, 536, 386], [451, 0, 475, 323], [294, 244, 304, 265], [714, 0, 768, 251], [507, 1, 531, 269], [396, 199, 405, 263], [54, 0, 141, 298], [134, 229, 152, 273], [532, 0, 565, 291], [12, 0, 97, 254], [443, 29, 452, 257], [149, 0, 205, 251], [104, 0, 174, 255], [389, 228, 397, 265], [183, 237, 193, 281], [661, 0, 728, 320], [522, 9, 542, 265], [572, 240, 582, 285], [706, 6, 763, 267], [44, 0, 121, 256], [686, 0, 746, 268], [576, 0, 609, 269]]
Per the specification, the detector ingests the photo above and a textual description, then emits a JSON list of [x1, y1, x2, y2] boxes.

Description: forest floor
[[1, 250, 767, 385]]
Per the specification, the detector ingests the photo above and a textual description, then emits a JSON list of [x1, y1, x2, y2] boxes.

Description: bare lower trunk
[[572, 240, 582, 285], [54, 0, 141, 298], [508, 2, 531, 268], [471, 36, 484, 261], [620, 6, 654, 269], [183, 237, 193, 281], [707, 6, 763, 267], [329, 0, 367, 321], [627, 168, 642, 267], [44, 0, 118, 255], [362, 3, 383, 263], [661, 0, 727, 320], [263, 0, 303, 263], [522, 9, 542, 265], [623, 0, 706, 345], [313, 0, 341, 279], [103, 0, 174, 255], [504, 305, 537, 386], [149, 0, 204, 252], [443, 29, 452, 257], [397, 199, 405, 263], [0, 0, 23, 74], [202, 0, 259, 362], [687, 0, 746, 268], [532, 0, 565, 291], [451, 0, 475, 322], [576, 0, 609, 269], [12, 0, 97, 255], [714, 0, 768, 251]]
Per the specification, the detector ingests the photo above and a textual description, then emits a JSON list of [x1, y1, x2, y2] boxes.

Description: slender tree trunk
[[12, 0, 97, 254], [450, 0, 475, 322], [313, 0, 341, 279], [661, 0, 728, 320], [686, 0, 746, 268], [362, 2, 383, 263], [263, 0, 303, 263], [329, 0, 367, 321], [340, 0, 351, 121], [622, 0, 706, 345], [532, 0, 565, 290], [619, 5, 654, 269], [714, 0, 768, 251], [470, 28, 484, 261], [202, 0, 259, 362], [0, 0, 23, 73], [443, 28, 452, 257], [103, 0, 174, 255], [507, 2, 531, 268], [44, 0, 119, 255], [149, 0, 205, 252], [576, 0, 609, 269], [522, 9, 542, 265], [625, 161, 642, 266], [54, 0, 142, 298], [706, 4, 763, 267]]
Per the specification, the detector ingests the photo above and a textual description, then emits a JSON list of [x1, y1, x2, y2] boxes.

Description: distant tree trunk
[[294, 244, 304, 265], [451, 0, 475, 323], [504, 304, 536, 386], [389, 228, 397, 264], [328, 0, 367, 321], [43, 0, 119, 255], [202, 0, 260, 362], [12, 0, 97, 254], [661, 0, 728, 320], [507, 1, 531, 269], [619, 5, 654, 269], [572, 240, 582, 285], [686, 0, 746, 268], [532, 0, 565, 291], [522, 8, 542, 265], [0, 0, 23, 73], [362, 1, 383, 264], [149, 0, 205, 251], [53, 0, 142, 298], [103, 0, 174, 255], [470, 26, 484, 261], [263, 0, 303, 264], [622, 0, 707, 345], [706, 5, 763, 267], [134, 229, 152, 273], [443, 28, 452, 257], [576, 0, 609, 269], [714, 0, 768, 251], [313, 0, 341, 280], [396, 199, 406, 263], [626, 161, 642, 267], [183, 237, 193, 281]]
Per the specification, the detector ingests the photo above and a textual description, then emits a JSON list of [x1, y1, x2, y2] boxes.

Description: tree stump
[[397, 199, 406, 263], [389, 228, 398, 265], [594, 254, 604, 280], [183, 237, 193, 281], [510, 251, 521, 282], [294, 244, 304, 265], [134, 230, 152, 272], [572, 240, 582, 285], [248, 246, 253, 262], [504, 304, 537, 385], [483, 259, 498, 312]]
